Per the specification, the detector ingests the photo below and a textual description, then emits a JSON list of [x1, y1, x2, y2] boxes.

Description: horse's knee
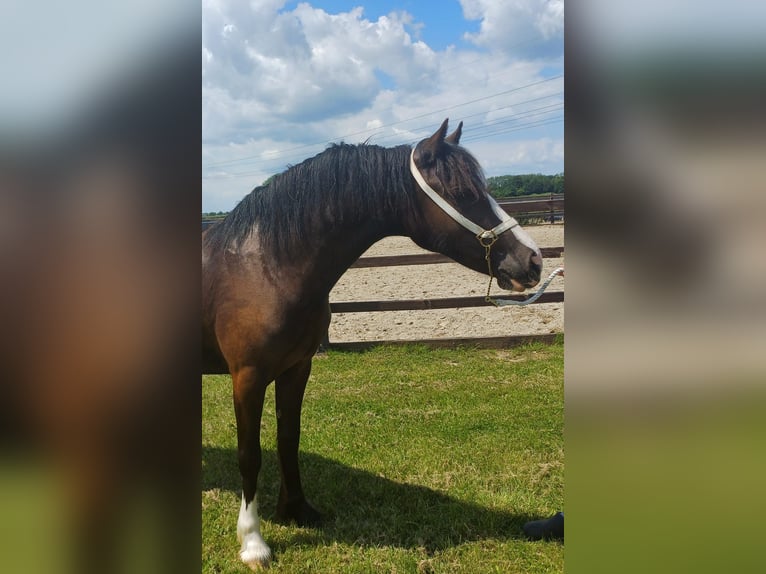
[[276, 417, 300, 442], [238, 446, 262, 472]]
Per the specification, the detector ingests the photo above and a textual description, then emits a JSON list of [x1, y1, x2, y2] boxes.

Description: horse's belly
[[204, 293, 330, 378]]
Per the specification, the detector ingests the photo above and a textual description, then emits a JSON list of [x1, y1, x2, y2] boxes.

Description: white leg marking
[[237, 494, 272, 569]]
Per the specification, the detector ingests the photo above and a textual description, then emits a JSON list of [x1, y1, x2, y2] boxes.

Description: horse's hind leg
[[232, 366, 272, 570], [274, 358, 322, 526]]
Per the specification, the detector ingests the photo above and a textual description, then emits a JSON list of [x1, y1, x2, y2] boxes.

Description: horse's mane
[[203, 141, 485, 261]]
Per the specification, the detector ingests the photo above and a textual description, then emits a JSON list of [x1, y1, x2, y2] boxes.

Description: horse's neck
[[263, 149, 413, 302], [287, 221, 393, 301]]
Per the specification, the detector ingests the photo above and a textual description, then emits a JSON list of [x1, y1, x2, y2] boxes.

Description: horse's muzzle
[[497, 251, 542, 292]]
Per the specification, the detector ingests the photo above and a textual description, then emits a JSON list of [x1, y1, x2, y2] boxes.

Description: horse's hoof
[[240, 543, 272, 570], [276, 498, 323, 527]]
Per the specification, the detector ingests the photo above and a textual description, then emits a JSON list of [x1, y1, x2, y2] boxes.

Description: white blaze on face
[[487, 195, 542, 262], [237, 494, 272, 569]]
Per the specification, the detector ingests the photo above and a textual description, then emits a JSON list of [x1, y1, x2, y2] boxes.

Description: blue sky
[[202, 0, 564, 212], [284, 0, 479, 50]]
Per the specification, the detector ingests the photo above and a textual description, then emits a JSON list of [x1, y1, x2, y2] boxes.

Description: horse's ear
[[417, 118, 450, 166], [445, 121, 463, 145]]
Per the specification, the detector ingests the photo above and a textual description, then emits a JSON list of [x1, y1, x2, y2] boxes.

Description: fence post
[[549, 191, 555, 224]]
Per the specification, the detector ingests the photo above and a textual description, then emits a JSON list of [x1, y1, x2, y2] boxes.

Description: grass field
[[202, 342, 563, 573]]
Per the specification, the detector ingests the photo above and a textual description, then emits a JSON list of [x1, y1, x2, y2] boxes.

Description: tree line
[[487, 173, 564, 199]]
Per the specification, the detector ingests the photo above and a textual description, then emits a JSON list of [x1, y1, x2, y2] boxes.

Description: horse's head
[[408, 119, 542, 292]]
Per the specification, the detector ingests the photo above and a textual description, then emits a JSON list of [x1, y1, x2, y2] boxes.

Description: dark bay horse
[[201, 119, 543, 569]]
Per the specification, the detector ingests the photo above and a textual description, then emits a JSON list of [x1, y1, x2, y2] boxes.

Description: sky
[[202, 0, 564, 212]]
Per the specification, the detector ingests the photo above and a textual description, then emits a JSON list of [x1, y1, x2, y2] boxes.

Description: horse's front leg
[[275, 358, 322, 526], [232, 365, 271, 570]]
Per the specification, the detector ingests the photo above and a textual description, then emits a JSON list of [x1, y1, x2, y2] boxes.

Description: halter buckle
[[477, 231, 497, 248]]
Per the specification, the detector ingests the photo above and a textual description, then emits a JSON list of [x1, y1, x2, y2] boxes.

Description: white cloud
[[202, 1, 563, 212], [202, 2, 438, 138], [460, 0, 563, 57]]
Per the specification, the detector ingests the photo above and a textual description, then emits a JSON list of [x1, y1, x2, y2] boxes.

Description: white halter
[[409, 148, 518, 244], [409, 147, 560, 307], [409, 148, 541, 257]]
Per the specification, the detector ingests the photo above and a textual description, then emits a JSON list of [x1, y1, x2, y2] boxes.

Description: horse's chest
[[282, 301, 330, 339], [267, 301, 329, 364]]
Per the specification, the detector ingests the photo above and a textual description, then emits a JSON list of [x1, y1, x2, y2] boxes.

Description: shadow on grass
[[203, 445, 541, 554]]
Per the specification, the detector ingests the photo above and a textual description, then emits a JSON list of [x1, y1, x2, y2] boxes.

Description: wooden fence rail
[[326, 333, 562, 352], [330, 291, 563, 314], [327, 246, 564, 350], [495, 194, 564, 215], [349, 246, 563, 269]]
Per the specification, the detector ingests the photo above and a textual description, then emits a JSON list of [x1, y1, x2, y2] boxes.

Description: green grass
[[203, 343, 563, 573]]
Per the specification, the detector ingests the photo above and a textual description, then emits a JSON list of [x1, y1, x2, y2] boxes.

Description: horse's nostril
[[528, 253, 542, 283]]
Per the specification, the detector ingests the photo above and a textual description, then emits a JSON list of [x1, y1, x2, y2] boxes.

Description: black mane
[[204, 141, 485, 261]]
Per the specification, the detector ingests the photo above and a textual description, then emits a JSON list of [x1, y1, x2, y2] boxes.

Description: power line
[[203, 111, 564, 181], [335, 96, 563, 150], [202, 93, 562, 178], [204, 113, 563, 182], [203, 74, 562, 170], [461, 117, 564, 142]]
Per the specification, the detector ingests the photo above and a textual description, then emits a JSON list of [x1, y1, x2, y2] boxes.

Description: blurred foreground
[[0, 4, 200, 573], [566, 2, 766, 572]]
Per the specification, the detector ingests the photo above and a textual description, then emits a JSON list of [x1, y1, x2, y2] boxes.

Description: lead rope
[[482, 235, 564, 307]]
